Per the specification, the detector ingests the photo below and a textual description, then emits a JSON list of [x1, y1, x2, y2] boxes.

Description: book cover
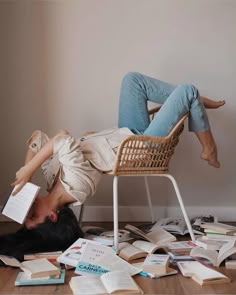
[[15, 269, 65, 286], [1, 182, 40, 224]]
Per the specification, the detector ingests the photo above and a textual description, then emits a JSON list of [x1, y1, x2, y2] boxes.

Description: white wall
[[1, 0, 235, 220]]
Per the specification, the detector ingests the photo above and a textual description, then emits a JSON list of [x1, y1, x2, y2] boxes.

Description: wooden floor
[[1, 222, 236, 295]]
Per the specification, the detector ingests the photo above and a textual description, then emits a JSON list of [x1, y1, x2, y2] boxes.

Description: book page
[[0, 255, 21, 267], [152, 217, 186, 234], [217, 239, 236, 266], [57, 238, 97, 267], [146, 228, 176, 244], [132, 240, 161, 253], [190, 262, 228, 280], [2, 182, 40, 224], [69, 276, 106, 294], [94, 252, 141, 276], [119, 243, 146, 260], [101, 271, 140, 294], [190, 247, 218, 265]]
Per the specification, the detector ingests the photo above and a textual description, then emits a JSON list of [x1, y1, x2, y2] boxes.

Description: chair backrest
[[112, 113, 188, 175]]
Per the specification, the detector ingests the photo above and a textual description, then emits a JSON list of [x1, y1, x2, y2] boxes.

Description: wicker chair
[[107, 111, 195, 252]]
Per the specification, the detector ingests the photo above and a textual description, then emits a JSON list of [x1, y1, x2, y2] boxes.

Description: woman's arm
[[12, 130, 68, 195]]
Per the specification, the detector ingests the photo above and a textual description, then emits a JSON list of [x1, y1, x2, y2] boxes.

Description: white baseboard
[[81, 205, 236, 222], [0, 205, 235, 222]]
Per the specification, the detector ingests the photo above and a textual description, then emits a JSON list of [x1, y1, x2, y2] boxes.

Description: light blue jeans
[[118, 72, 210, 136]]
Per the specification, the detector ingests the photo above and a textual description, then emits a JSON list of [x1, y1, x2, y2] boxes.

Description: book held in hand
[[69, 270, 143, 294], [0, 256, 60, 279], [1, 182, 40, 224]]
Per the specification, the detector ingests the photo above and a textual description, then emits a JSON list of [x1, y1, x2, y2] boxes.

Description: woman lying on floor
[[11, 72, 225, 229]]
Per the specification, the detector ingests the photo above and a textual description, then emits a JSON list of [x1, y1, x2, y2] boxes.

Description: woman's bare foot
[[195, 130, 220, 168], [201, 149, 220, 168], [201, 96, 225, 109]]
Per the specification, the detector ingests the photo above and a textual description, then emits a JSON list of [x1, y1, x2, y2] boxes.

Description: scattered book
[[142, 254, 169, 275], [24, 251, 63, 261], [0, 256, 60, 279], [69, 270, 143, 294], [225, 260, 236, 270], [1, 182, 40, 224], [118, 240, 166, 262], [177, 260, 230, 286], [165, 241, 196, 252], [190, 238, 236, 266], [151, 217, 204, 236], [83, 226, 131, 246], [132, 261, 178, 279], [195, 237, 227, 251], [15, 269, 65, 286], [200, 222, 236, 235], [57, 238, 98, 267], [80, 243, 142, 277], [125, 224, 176, 244], [75, 242, 113, 276]]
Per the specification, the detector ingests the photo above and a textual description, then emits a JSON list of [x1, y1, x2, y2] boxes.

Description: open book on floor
[[0, 256, 60, 279], [177, 260, 230, 286], [15, 269, 65, 286], [151, 217, 207, 236], [190, 238, 236, 266], [1, 182, 40, 224], [75, 242, 141, 277], [118, 240, 167, 262], [82, 226, 131, 246], [125, 224, 176, 244], [57, 238, 98, 267], [69, 270, 143, 294]]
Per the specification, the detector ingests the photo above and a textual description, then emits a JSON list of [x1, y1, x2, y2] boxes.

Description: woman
[[12, 72, 225, 229]]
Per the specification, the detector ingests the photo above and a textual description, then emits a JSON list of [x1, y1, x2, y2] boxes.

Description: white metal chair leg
[[164, 174, 195, 241], [113, 176, 119, 253], [144, 176, 155, 223]]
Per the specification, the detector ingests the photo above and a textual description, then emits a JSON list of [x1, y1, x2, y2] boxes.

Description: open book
[[151, 217, 205, 236], [1, 182, 40, 224], [190, 238, 236, 266], [125, 224, 176, 244], [83, 226, 131, 246], [69, 271, 143, 294], [76, 242, 141, 277], [57, 238, 98, 267], [177, 260, 230, 286], [0, 256, 60, 279], [118, 240, 166, 261]]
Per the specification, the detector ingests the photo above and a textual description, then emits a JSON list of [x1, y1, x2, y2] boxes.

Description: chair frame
[[108, 113, 195, 252]]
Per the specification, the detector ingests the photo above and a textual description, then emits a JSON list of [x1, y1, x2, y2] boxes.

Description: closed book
[[142, 254, 169, 275], [15, 269, 65, 286]]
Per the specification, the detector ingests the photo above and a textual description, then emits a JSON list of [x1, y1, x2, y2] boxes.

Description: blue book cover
[[75, 261, 108, 276], [15, 269, 65, 286]]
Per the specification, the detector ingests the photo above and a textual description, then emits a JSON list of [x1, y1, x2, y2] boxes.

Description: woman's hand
[[11, 165, 34, 195]]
